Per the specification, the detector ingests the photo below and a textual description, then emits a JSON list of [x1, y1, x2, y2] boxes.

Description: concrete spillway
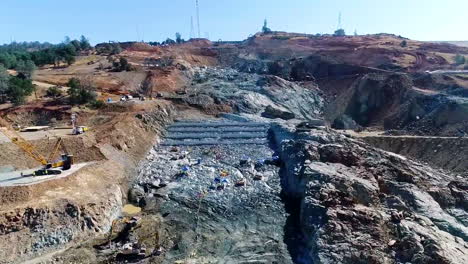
[[162, 121, 270, 146]]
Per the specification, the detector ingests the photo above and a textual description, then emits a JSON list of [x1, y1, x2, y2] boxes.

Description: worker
[[220, 170, 229, 177], [221, 178, 230, 186], [178, 165, 190, 177]]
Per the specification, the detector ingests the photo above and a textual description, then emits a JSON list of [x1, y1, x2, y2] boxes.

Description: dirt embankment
[[363, 136, 468, 175], [0, 101, 175, 264], [0, 136, 104, 171]]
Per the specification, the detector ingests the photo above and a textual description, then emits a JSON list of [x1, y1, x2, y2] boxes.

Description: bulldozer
[[0, 117, 74, 176]]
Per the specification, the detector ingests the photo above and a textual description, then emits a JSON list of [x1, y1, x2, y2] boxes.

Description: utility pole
[[196, 0, 201, 38]]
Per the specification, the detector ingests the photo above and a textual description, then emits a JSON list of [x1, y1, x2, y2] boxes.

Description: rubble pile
[[133, 120, 294, 263]]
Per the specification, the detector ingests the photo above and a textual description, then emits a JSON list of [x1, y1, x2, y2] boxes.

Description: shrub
[[112, 57, 134, 72], [46, 86, 62, 98], [334, 29, 346, 36], [400, 40, 407, 47], [89, 99, 105, 109], [454, 54, 466, 65]]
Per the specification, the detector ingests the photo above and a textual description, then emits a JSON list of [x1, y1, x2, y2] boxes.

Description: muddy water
[[122, 204, 142, 215]]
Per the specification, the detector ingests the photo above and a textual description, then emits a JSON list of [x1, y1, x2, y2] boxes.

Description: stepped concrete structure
[[162, 120, 270, 146]]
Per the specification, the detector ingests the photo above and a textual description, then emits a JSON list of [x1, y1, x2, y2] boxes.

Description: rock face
[[326, 72, 468, 136], [0, 185, 123, 264], [332, 114, 361, 130], [262, 105, 296, 120], [271, 124, 468, 264], [182, 67, 325, 121]]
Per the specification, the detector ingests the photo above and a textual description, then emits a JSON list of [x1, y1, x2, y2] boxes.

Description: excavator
[[0, 117, 74, 176]]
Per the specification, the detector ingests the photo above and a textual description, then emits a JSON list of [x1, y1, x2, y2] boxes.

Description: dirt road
[[0, 128, 73, 143], [342, 129, 462, 139], [0, 163, 90, 187]]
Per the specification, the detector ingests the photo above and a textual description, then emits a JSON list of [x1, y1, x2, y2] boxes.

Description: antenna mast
[[338, 12, 342, 29], [196, 0, 201, 38], [190, 16, 195, 39]]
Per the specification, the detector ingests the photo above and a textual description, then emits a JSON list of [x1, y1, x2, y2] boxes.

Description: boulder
[[261, 105, 295, 120], [332, 114, 360, 130]]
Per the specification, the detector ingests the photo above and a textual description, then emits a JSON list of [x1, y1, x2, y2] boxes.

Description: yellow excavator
[[0, 117, 74, 176]]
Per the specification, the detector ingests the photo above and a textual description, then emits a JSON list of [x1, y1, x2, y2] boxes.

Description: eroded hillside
[[0, 32, 467, 264]]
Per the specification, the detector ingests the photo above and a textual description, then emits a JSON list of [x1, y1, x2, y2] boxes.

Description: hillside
[[0, 32, 467, 264]]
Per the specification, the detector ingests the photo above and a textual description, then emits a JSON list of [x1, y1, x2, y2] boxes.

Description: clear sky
[[1, 0, 467, 45]]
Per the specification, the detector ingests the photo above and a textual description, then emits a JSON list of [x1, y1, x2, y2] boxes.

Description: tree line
[[0, 64, 35, 105], [0, 35, 92, 71]]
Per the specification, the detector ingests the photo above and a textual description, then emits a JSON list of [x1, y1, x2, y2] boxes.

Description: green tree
[[65, 55, 76, 66], [0, 53, 17, 69], [64, 36, 71, 44], [119, 57, 130, 71], [334, 29, 346, 36], [80, 35, 91, 50], [163, 38, 176, 45], [16, 60, 36, 79], [454, 54, 466, 65], [262, 19, 272, 33], [67, 77, 96, 105], [175, 32, 183, 44], [67, 78, 80, 89], [400, 40, 408, 47], [70, 40, 82, 51], [111, 43, 122, 55], [0, 65, 9, 100], [7, 77, 35, 105]]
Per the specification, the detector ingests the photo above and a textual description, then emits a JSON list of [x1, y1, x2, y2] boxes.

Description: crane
[[0, 116, 73, 176]]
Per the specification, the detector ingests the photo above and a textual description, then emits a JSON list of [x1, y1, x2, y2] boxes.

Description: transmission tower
[[337, 12, 342, 29], [190, 16, 195, 39], [196, 0, 201, 38]]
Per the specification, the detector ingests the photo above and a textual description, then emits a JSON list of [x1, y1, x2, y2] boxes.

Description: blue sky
[[1, 0, 467, 44]]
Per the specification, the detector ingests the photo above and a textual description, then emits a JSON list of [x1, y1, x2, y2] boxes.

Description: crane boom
[[0, 117, 48, 166]]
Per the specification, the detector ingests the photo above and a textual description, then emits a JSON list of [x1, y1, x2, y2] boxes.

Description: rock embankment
[[272, 124, 468, 264]]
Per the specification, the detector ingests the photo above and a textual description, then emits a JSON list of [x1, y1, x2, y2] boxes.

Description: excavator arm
[[0, 117, 48, 166]]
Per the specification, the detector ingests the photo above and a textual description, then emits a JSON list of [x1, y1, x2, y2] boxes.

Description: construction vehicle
[[71, 113, 88, 135], [72, 126, 88, 135], [0, 117, 74, 176]]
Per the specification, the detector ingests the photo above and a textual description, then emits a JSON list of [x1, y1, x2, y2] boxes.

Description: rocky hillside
[[273, 124, 468, 264], [1, 32, 467, 264]]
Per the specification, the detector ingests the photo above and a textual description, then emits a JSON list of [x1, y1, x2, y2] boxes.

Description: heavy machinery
[[0, 117, 74, 176], [71, 113, 89, 135]]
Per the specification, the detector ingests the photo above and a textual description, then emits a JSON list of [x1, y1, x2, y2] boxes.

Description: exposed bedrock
[[363, 136, 468, 175], [327, 73, 468, 136], [270, 124, 468, 264]]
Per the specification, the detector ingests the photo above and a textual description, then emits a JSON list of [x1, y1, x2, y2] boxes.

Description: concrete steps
[[162, 121, 269, 146]]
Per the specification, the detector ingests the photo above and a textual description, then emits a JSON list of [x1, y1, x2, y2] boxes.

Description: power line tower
[[190, 16, 195, 39], [196, 0, 201, 38], [337, 12, 343, 30]]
